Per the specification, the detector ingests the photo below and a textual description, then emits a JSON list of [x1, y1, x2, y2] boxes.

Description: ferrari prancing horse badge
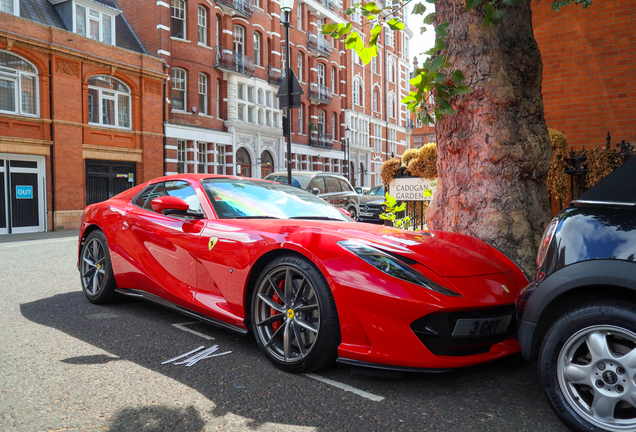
[[208, 237, 219, 251]]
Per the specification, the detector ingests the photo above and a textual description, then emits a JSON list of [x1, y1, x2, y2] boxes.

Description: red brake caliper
[[271, 279, 285, 332]]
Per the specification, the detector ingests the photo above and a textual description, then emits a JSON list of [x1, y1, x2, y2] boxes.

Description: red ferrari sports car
[[78, 174, 528, 373]]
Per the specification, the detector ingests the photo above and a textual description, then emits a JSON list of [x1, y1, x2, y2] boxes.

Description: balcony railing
[[309, 132, 333, 149], [267, 65, 282, 86], [215, 47, 255, 77], [307, 32, 332, 57], [308, 82, 333, 104], [319, 0, 337, 10], [215, 0, 253, 17]]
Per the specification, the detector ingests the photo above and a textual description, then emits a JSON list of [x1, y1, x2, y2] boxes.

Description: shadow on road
[[20, 291, 564, 431]]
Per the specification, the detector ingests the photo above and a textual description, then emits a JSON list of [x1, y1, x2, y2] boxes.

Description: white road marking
[[162, 346, 205, 364], [3, 238, 76, 248], [303, 373, 385, 402], [172, 322, 216, 340]]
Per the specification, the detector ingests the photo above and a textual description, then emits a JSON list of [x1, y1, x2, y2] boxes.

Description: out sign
[[16, 185, 33, 199]]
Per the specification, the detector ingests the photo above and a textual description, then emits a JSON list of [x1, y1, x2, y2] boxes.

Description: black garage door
[[86, 161, 136, 206]]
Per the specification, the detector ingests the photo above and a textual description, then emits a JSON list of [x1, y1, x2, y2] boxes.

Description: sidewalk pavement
[[0, 230, 79, 244]]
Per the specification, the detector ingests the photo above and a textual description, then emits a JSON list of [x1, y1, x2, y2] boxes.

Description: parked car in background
[[359, 185, 386, 206], [354, 186, 370, 195], [517, 155, 636, 432], [264, 171, 359, 220], [358, 199, 385, 225]]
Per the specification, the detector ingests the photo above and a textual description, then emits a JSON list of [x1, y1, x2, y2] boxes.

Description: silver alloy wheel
[[254, 266, 321, 363], [557, 325, 636, 431], [81, 237, 106, 296]]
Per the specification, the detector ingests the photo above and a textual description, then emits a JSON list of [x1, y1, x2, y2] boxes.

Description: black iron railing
[[215, 47, 255, 77], [309, 132, 333, 149], [307, 32, 332, 56], [308, 82, 333, 104], [267, 65, 282, 86], [319, 0, 336, 10], [215, 0, 253, 17]]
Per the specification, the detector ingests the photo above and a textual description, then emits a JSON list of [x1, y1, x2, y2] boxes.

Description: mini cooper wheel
[[251, 255, 340, 373], [539, 301, 636, 432], [80, 230, 117, 304]]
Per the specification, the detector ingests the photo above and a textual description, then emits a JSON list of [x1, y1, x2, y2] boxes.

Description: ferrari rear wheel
[[251, 255, 340, 373], [80, 230, 117, 304]]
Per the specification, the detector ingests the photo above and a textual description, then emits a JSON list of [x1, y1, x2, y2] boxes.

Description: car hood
[[234, 219, 512, 278]]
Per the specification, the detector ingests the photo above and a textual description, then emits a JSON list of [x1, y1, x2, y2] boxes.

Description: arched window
[[297, 52, 303, 82], [317, 109, 325, 135], [261, 150, 274, 177], [233, 25, 244, 54], [171, 68, 187, 111], [236, 147, 252, 177], [257, 88, 264, 105], [254, 32, 261, 66], [171, 0, 186, 39], [0, 51, 38, 116], [258, 108, 264, 125], [317, 63, 325, 86], [353, 77, 363, 106], [372, 87, 379, 112], [388, 56, 395, 82], [215, 15, 221, 46], [331, 66, 336, 93], [88, 75, 131, 128], [197, 6, 207, 45], [388, 93, 396, 118], [198, 73, 208, 114]]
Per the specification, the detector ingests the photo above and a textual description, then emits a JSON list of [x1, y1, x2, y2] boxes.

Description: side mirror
[[151, 196, 190, 215], [312, 188, 320, 195], [338, 207, 351, 217]]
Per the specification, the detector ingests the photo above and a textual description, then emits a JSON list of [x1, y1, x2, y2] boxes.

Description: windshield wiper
[[233, 216, 282, 219], [288, 216, 344, 221]]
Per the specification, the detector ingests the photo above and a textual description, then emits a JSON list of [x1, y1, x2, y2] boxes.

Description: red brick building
[[0, 0, 165, 234], [117, 0, 412, 189], [533, 0, 635, 148]]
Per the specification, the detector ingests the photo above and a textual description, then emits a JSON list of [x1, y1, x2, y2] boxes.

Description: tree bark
[[427, 0, 552, 274]]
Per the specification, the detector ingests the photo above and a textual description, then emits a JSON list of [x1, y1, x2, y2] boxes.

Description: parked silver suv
[[264, 171, 360, 220]]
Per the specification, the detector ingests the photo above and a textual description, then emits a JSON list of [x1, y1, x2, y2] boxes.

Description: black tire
[[80, 230, 118, 304], [347, 206, 358, 221], [251, 255, 340, 373], [538, 301, 636, 432]]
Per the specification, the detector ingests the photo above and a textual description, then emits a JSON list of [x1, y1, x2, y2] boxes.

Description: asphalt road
[[0, 231, 568, 432]]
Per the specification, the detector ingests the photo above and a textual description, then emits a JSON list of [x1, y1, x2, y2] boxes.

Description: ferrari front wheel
[[80, 230, 117, 304], [251, 255, 340, 373]]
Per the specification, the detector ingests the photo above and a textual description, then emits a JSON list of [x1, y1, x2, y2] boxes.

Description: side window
[[134, 184, 157, 208], [147, 181, 202, 214], [308, 177, 326, 194], [338, 179, 353, 193], [325, 176, 342, 193]]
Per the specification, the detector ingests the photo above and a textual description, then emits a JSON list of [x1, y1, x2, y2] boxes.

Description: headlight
[[338, 240, 461, 297]]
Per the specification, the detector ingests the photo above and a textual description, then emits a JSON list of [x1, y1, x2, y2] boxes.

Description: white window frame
[[388, 57, 395, 82], [177, 139, 187, 173], [87, 75, 132, 129], [317, 63, 325, 86], [297, 3, 302, 31], [298, 104, 303, 134], [388, 93, 396, 118], [0, 51, 39, 117], [233, 25, 244, 54], [353, 77, 363, 106], [198, 142, 208, 173], [217, 145, 226, 174], [254, 32, 261, 66], [331, 112, 336, 137], [297, 52, 303, 83], [331, 67, 335, 93], [198, 73, 208, 115], [171, 68, 187, 112], [198, 6, 207, 45], [171, 0, 186, 39], [0, 0, 19, 15], [386, 28, 394, 48], [73, 1, 116, 45]]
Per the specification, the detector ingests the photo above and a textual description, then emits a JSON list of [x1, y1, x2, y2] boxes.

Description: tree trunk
[[427, 0, 552, 274]]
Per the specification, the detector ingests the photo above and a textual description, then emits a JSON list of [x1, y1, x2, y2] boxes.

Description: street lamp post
[[280, 0, 294, 186], [344, 125, 350, 181]]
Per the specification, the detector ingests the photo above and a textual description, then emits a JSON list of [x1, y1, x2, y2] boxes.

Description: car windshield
[[201, 179, 350, 221], [264, 174, 311, 189], [366, 186, 384, 196]]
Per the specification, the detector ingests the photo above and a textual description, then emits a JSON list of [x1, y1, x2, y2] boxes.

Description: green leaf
[[483, 4, 507, 27], [358, 46, 377, 65], [337, 23, 352, 38], [412, 2, 427, 14], [423, 189, 432, 197], [345, 32, 364, 52], [434, 26, 448, 37], [384, 193, 397, 207], [369, 25, 382, 46], [362, 3, 383, 14], [322, 23, 337, 34], [452, 85, 472, 95], [345, 7, 355, 14], [395, 203, 407, 212], [430, 55, 445, 72], [465, 0, 483, 10], [432, 73, 446, 83], [409, 73, 423, 87], [437, 21, 450, 30], [450, 69, 465, 86], [423, 12, 436, 25], [387, 18, 405, 31], [419, 26, 428, 34], [501, 0, 522, 5]]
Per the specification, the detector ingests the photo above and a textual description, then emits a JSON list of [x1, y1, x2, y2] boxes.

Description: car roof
[[577, 155, 636, 204], [267, 171, 349, 180], [145, 174, 274, 185]]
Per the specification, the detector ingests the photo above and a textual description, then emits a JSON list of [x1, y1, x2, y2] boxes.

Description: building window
[[233, 25, 244, 54], [254, 32, 261, 66], [177, 140, 186, 173], [388, 57, 395, 82], [171, 0, 186, 39], [257, 88, 264, 105], [75, 3, 114, 45], [253, 0, 259, 8], [198, 142, 207, 173], [217, 145, 225, 174], [298, 104, 303, 134], [373, 88, 379, 112], [198, 6, 207, 45], [297, 52, 303, 82], [247, 86, 254, 103], [0, 0, 18, 15], [87, 75, 131, 128], [317, 63, 325, 86], [198, 73, 208, 114], [371, 56, 377, 73], [0, 51, 38, 117], [388, 94, 395, 118], [317, 109, 325, 134], [215, 16, 220, 45], [216, 79, 221, 117], [331, 67, 336, 93], [248, 106, 254, 123], [386, 28, 394, 48], [353, 77, 362, 106], [258, 108, 264, 125], [331, 112, 336, 137], [171, 68, 187, 111], [297, 3, 302, 30]]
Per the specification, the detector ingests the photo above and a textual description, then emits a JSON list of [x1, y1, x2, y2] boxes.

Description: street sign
[[389, 178, 437, 201], [276, 69, 304, 109]]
